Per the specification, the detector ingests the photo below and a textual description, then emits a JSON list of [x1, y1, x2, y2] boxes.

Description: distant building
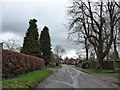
[[66, 58, 76, 65], [58, 59, 65, 64]]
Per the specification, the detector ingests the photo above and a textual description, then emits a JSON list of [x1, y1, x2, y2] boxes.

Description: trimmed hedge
[[2, 50, 45, 78], [89, 60, 120, 70]]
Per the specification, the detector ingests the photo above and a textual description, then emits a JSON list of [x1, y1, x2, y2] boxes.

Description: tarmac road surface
[[35, 65, 119, 88]]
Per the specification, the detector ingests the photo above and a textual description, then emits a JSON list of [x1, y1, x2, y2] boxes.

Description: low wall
[[2, 50, 45, 78]]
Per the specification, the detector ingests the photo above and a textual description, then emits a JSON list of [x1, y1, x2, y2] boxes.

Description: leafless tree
[[68, 18, 90, 61], [75, 50, 83, 60], [68, 0, 120, 68], [54, 45, 65, 59], [2, 39, 21, 52]]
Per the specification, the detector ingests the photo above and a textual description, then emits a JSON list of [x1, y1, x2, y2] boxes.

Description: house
[[66, 58, 76, 65]]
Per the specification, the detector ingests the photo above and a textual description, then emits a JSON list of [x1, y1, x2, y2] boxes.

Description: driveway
[[34, 65, 119, 88]]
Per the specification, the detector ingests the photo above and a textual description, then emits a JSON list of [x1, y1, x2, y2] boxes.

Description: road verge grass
[[2, 69, 53, 88], [50, 65, 62, 69], [117, 76, 120, 79], [76, 66, 120, 73], [86, 68, 120, 73]]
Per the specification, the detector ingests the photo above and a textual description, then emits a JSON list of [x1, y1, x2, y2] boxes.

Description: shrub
[[82, 62, 89, 69], [48, 62, 56, 67], [2, 49, 45, 78], [56, 63, 59, 66]]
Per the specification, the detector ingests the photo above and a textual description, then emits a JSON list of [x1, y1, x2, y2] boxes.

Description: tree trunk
[[85, 37, 89, 61], [113, 35, 117, 53], [97, 44, 103, 69], [113, 34, 120, 69], [106, 54, 109, 61], [97, 55, 103, 69]]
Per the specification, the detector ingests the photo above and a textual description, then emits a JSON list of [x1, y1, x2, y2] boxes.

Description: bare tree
[[68, 21, 90, 61], [68, 0, 120, 69], [54, 45, 65, 59], [2, 39, 21, 52], [75, 50, 83, 60], [112, 22, 120, 60]]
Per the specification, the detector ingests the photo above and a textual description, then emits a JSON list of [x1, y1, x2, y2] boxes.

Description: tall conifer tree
[[40, 26, 52, 65], [21, 19, 41, 57]]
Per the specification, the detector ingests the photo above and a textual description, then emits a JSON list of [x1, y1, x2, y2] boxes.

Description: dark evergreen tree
[[39, 26, 52, 65], [21, 19, 41, 57]]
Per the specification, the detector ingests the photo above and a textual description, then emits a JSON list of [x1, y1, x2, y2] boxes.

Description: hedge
[[2, 50, 45, 78], [88, 60, 120, 70]]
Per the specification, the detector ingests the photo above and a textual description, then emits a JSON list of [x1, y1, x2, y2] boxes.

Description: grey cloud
[[1, 1, 83, 57]]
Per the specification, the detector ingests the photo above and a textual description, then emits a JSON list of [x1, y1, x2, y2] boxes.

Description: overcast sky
[[0, 0, 85, 59]]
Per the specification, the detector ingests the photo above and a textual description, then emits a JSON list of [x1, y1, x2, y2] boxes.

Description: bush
[[56, 63, 59, 66], [2, 50, 45, 78], [48, 62, 56, 67], [82, 62, 89, 69], [50, 66, 62, 69]]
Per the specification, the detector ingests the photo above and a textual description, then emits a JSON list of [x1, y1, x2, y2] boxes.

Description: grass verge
[[50, 65, 62, 69], [2, 69, 53, 88], [117, 76, 120, 79], [86, 68, 120, 73], [76, 66, 120, 73]]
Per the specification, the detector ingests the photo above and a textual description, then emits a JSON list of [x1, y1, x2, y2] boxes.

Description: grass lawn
[[2, 69, 53, 88], [50, 65, 62, 69], [117, 76, 120, 79], [86, 68, 120, 73], [76, 66, 120, 73]]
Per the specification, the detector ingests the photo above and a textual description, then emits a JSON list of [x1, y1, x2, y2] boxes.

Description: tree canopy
[[21, 19, 41, 57], [39, 26, 52, 65], [68, 0, 120, 68]]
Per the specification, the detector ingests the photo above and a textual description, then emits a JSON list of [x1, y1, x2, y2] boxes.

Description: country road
[[35, 65, 119, 88]]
